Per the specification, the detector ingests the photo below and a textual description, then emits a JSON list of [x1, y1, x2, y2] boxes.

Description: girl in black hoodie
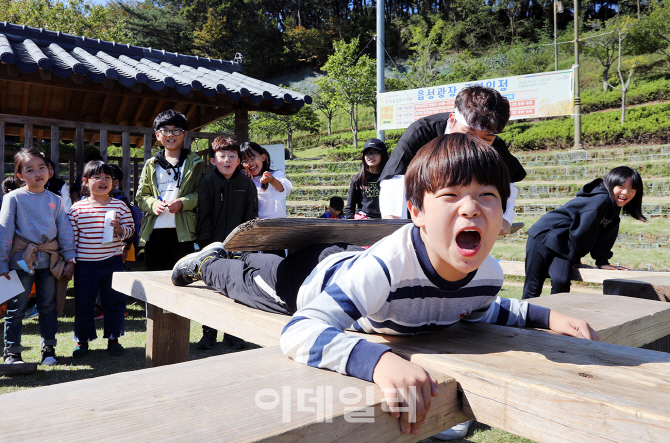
[[522, 166, 646, 299]]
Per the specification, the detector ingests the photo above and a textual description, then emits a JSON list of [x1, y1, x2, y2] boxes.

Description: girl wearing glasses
[[240, 142, 293, 220], [344, 138, 389, 219], [67, 161, 135, 358]]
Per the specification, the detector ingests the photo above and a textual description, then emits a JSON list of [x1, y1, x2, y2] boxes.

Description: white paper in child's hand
[[101, 209, 116, 245], [0, 271, 26, 304]]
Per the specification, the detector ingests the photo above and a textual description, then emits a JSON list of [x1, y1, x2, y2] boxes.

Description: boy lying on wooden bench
[[171, 133, 599, 436]]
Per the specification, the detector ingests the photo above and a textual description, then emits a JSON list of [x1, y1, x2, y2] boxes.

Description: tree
[[252, 105, 320, 159], [582, 19, 628, 92], [311, 80, 342, 136], [603, 18, 643, 124], [0, 0, 127, 42], [320, 38, 375, 148], [628, 1, 670, 63]]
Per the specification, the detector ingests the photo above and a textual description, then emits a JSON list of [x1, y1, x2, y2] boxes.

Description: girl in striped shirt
[[67, 161, 134, 358]]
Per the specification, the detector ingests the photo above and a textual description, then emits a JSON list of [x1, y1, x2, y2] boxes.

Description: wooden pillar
[[235, 109, 249, 144], [0, 121, 4, 196], [75, 126, 85, 178], [24, 123, 33, 149], [143, 133, 152, 162], [122, 132, 131, 195], [99, 129, 108, 163], [184, 134, 192, 150], [145, 303, 190, 368], [50, 126, 59, 179]]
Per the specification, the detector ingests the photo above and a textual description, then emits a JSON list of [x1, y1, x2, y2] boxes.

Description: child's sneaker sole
[[171, 242, 227, 286]]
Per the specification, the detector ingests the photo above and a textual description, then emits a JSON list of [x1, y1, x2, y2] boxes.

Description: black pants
[[201, 243, 365, 315], [145, 228, 195, 271], [522, 235, 573, 299]]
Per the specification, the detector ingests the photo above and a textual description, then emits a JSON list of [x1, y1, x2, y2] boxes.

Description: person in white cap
[[379, 85, 525, 236]]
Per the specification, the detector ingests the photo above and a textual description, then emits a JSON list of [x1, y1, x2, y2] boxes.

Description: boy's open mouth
[[456, 229, 481, 251]]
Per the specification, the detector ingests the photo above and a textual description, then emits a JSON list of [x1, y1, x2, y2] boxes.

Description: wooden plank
[[0, 363, 37, 376], [122, 131, 131, 194], [527, 292, 670, 348], [604, 276, 670, 303], [143, 132, 152, 162], [50, 125, 59, 177], [0, 346, 460, 442], [99, 129, 108, 162], [145, 303, 190, 368], [113, 271, 288, 348], [499, 260, 670, 284], [235, 108, 249, 144], [389, 323, 670, 443], [509, 222, 523, 234], [24, 122, 32, 148], [75, 125, 84, 177], [223, 218, 413, 251]]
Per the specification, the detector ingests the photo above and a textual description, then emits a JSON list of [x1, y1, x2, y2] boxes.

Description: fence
[[1, 114, 221, 199]]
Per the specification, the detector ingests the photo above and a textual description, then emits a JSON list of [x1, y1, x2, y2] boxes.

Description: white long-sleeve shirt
[[253, 170, 292, 219]]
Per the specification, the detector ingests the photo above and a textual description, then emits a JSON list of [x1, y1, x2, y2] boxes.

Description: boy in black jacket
[[196, 135, 258, 349]]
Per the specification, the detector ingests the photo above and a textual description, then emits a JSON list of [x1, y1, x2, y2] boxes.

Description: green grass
[[0, 294, 252, 395]]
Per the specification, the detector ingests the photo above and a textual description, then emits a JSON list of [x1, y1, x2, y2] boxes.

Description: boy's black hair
[[110, 163, 123, 182], [210, 136, 241, 158], [153, 109, 188, 132], [603, 166, 646, 221], [329, 196, 344, 212], [240, 141, 273, 190], [45, 158, 56, 169], [3, 176, 18, 194], [455, 86, 510, 134], [405, 133, 510, 211]]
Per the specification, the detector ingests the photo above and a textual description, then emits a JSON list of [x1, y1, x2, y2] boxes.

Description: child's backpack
[[128, 203, 144, 250]]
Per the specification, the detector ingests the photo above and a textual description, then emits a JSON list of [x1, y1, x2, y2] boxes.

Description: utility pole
[[573, 0, 584, 150], [376, 0, 385, 141], [554, 1, 558, 71]]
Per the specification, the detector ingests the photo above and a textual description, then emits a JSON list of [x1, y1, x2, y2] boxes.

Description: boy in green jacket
[[136, 110, 205, 271]]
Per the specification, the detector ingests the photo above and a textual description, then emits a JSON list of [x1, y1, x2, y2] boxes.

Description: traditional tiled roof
[[0, 22, 311, 110]]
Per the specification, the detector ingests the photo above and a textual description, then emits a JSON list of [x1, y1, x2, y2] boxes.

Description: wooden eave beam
[[114, 96, 129, 126], [98, 94, 111, 122], [132, 97, 149, 127], [78, 92, 92, 121]]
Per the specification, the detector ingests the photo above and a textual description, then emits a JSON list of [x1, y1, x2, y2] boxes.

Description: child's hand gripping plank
[[373, 351, 439, 435]]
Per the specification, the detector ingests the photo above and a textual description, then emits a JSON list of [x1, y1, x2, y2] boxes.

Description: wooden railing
[[0, 114, 223, 199]]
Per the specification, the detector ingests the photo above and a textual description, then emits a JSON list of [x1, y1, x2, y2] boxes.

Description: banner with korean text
[[378, 69, 574, 130]]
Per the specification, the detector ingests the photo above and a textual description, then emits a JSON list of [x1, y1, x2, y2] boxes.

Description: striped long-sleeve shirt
[[67, 198, 134, 261], [280, 224, 550, 382]]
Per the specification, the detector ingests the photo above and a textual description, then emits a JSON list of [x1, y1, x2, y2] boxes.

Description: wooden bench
[[603, 275, 670, 352], [5, 281, 670, 442], [112, 271, 670, 368]]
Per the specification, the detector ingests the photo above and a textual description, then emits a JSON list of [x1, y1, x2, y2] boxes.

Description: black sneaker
[[3, 353, 24, 364], [196, 328, 218, 349], [223, 333, 246, 350], [172, 242, 227, 286], [41, 345, 58, 366]]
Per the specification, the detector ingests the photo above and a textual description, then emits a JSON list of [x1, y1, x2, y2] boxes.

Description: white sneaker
[[433, 420, 474, 441], [41, 356, 58, 366]]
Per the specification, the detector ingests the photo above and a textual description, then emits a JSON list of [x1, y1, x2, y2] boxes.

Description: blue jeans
[[74, 256, 126, 343], [3, 268, 58, 354]]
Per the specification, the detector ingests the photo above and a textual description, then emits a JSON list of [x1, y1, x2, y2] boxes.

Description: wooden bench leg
[[146, 303, 191, 368]]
